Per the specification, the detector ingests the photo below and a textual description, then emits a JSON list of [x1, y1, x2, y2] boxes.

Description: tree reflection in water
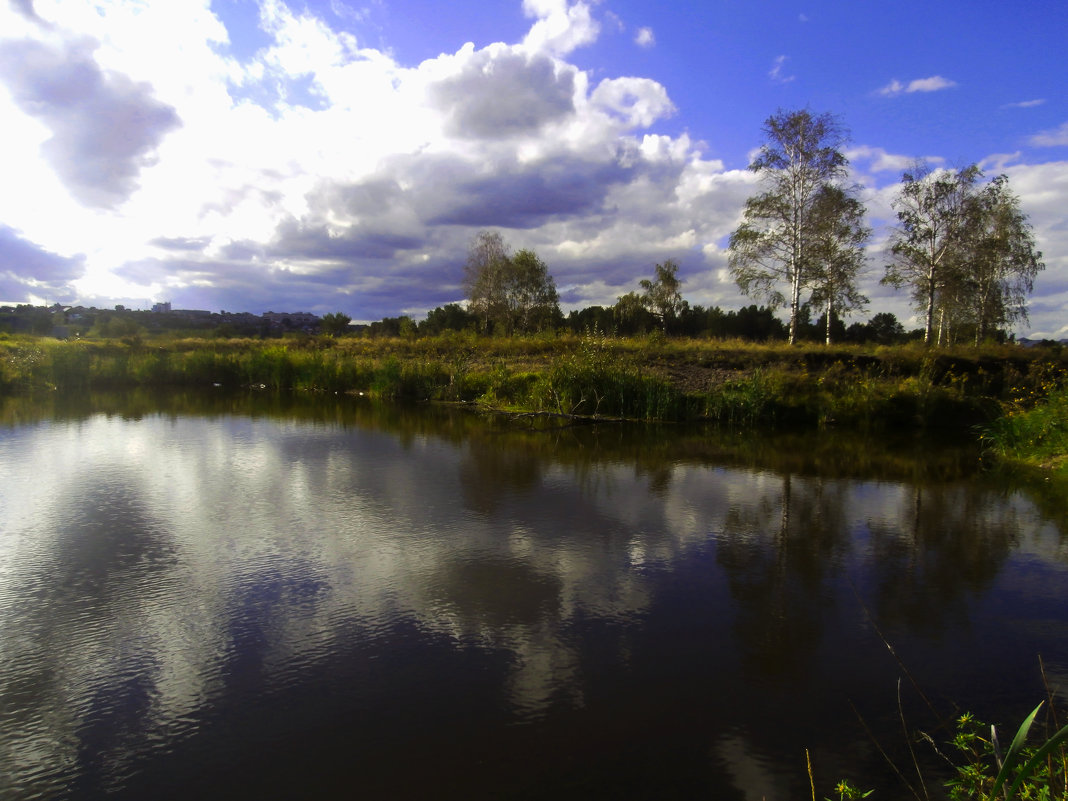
[[1, 390, 1065, 800]]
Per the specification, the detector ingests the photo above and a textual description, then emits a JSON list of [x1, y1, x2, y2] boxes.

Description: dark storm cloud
[[0, 37, 181, 208], [312, 178, 406, 218], [266, 218, 424, 261], [114, 247, 463, 322], [0, 225, 84, 300], [428, 49, 575, 140], [115, 256, 262, 288], [407, 151, 637, 229]]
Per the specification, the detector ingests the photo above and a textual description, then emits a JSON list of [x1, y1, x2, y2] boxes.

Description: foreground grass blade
[[1004, 721, 1068, 800], [989, 702, 1042, 799]]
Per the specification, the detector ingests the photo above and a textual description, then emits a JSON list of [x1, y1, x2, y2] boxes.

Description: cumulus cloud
[[427, 48, 576, 139], [877, 75, 956, 97], [0, 37, 181, 208], [634, 27, 655, 48], [590, 77, 675, 129], [1030, 122, 1068, 147], [521, 0, 599, 56]]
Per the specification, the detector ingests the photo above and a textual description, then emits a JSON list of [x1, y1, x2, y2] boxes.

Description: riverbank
[[982, 380, 1068, 477], [2, 331, 1066, 441]]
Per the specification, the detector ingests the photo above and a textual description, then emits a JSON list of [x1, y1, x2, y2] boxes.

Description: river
[[1, 391, 1065, 800]]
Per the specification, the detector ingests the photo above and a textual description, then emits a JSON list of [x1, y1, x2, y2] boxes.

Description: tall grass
[[2, 333, 1065, 430], [526, 330, 685, 420], [982, 373, 1068, 472]]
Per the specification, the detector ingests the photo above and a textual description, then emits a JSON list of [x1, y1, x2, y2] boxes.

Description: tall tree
[[463, 231, 560, 334], [639, 259, 685, 333], [882, 163, 983, 344], [463, 230, 512, 333], [728, 109, 849, 344], [613, 291, 657, 335], [508, 249, 561, 333], [806, 185, 870, 344], [961, 174, 1044, 343], [319, 311, 352, 336]]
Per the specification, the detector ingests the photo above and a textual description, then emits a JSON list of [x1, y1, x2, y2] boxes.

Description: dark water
[[1, 391, 1066, 800]]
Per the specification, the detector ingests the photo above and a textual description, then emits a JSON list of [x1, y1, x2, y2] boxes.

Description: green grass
[[2, 332, 1066, 433], [981, 368, 1068, 474]]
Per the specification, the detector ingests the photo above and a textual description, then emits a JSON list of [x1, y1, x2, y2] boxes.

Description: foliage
[[960, 175, 1045, 344], [807, 184, 871, 343], [946, 706, 1068, 800], [728, 108, 851, 344], [613, 291, 660, 335], [639, 259, 686, 332], [884, 162, 983, 345], [826, 780, 873, 800], [3, 334, 1066, 437], [463, 230, 560, 335], [982, 367, 1068, 473], [529, 329, 684, 420], [882, 164, 1042, 346], [421, 303, 476, 335], [850, 313, 907, 346], [320, 311, 352, 336], [90, 314, 144, 340]]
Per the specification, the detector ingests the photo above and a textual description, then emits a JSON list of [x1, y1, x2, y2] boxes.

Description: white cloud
[[846, 145, 918, 174], [1030, 121, 1068, 147], [521, 0, 599, 56], [768, 55, 794, 84], [634, 27, 655, 48], [877, 75, 956, 97], [1002, 98, 1045, 109], [590, 76, 675, 129], [979, 152, 1023, 171], [1001, 160, 1068, 338]]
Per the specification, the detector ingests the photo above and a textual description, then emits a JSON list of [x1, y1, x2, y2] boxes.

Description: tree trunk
[[788, 259, 802, 345], [924, 272, 936, 344]]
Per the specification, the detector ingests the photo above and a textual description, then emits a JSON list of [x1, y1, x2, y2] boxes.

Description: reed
[[2, 333, 1065, 434]]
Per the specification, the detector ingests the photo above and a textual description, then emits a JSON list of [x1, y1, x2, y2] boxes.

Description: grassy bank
[[981, 371, 1068, 476], [2, 331, 1065, 436]]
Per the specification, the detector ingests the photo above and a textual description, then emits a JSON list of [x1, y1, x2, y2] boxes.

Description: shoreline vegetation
[[2, 330, 1065, 475]]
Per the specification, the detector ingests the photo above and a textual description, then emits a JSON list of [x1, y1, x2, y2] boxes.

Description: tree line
[[435, 107, 1043, 347]]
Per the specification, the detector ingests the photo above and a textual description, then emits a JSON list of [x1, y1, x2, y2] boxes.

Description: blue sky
[[1, 0, 1066, 336]]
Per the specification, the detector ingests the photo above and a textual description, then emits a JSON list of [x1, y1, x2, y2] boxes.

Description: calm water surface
[[1, 392, 1066, 800]]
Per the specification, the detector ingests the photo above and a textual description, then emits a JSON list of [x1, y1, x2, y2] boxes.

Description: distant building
[[152, 301, 172, 313]]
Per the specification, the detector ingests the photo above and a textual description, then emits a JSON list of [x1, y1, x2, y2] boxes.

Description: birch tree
[[463, 230, 560, 334], [882, 163, 982, 344], [807, 185, 870, 344], [639, 259, 685, 333], [961, 175, 1044, 343], [728, 109, 849, 344]]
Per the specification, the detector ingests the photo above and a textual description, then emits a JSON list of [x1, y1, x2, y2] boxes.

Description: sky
[[0, 0, 1066, 337]]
